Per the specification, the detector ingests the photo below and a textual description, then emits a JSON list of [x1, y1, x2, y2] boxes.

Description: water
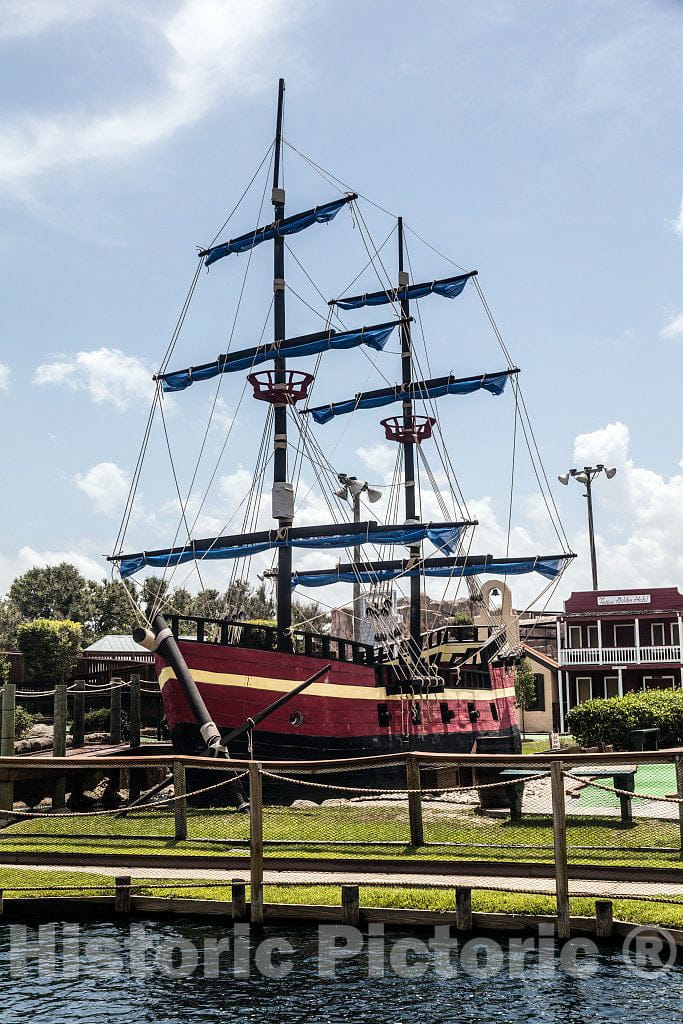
[[0, 918, 680, 1023]]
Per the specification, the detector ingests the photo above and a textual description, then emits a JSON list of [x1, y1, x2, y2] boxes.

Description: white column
[[566, 672, 571, 721], [597, 618, 603, 665], [558, 670, 565, 734], [677, 614, 682, 663], [617, 666, 623, 698], [556, 618, 563, 665], [634, 617, 640, 663]]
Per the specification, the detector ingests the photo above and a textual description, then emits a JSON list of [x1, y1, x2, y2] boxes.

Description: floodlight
[[558, 473, 570, 486], [574, 472, 589, 485], [367, 487, 382, 503], [605, 467, 617, 479]]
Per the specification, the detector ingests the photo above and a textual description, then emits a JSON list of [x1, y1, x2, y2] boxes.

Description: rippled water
[[0, 918, 680, 1024]]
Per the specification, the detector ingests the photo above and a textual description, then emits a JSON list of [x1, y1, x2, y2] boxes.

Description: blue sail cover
[[308, 371, 513, 425], [160, 323, 399, 394], [201, 196, 355, 267], [117, 523, 466, 579], [330, 272, 476, 310], [291, 557, 566, 589]]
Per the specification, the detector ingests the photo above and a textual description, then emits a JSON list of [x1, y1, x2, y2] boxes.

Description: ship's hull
[[157, 638, 520, 799]]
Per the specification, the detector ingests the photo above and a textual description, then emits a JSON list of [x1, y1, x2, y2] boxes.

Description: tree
[[140, 576, 169, 612], [8, 563, 95, 623], [514, 657, 536, 739], [0, 597, 23, 649], [17, 619, 83, 683], [90, 580, 139, 638]]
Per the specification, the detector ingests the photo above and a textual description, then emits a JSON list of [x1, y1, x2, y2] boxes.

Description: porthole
[[289, 710, 304, 726]]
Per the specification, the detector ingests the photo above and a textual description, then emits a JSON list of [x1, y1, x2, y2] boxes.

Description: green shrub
[[243, 619, 278, 651], [83, 707, 130, 740], [14, 706, 33, 739], [16, 619, 82, 683], [567, 689, 683, 749]]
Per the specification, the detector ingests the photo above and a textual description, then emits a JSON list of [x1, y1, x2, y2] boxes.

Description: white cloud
[[0, 0, 101, 40], [0, 362, 9, 390], [563, 421, 683, 594], [356, 443, 397, 479], [675, 195, 683, 238], [0, 545, 104, 595], [34, 347, 153, 410], [660, 312, 683, 340], [0, 0, 306, 189], [76, 461, 129, 518]]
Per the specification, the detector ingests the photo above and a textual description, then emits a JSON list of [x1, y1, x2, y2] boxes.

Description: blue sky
[[1, 0, 682, 613]]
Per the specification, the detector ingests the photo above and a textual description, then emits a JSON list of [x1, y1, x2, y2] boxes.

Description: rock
[[290, 799, 318, 809], [321, 798, 348, 807]]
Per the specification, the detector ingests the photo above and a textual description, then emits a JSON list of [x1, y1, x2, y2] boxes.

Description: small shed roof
[[84, 634, 149, 654]]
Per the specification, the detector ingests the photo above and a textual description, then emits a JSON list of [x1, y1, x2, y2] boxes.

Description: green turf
[[0, 867, 681, 931], [576, 762, 678, 809], [0, 804, 680, 870]]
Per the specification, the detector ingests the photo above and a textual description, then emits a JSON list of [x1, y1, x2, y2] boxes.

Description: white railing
[[559, 645, 682, 666]]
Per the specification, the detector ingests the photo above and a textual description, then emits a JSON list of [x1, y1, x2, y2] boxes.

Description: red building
[[557, 587, 683, 731]]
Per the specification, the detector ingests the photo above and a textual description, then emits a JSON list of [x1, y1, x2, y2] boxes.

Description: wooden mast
[[272, 78, 292, 652], [398, 217, 422, 651]]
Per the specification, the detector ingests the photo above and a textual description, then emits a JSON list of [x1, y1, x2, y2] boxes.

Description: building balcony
[[559, 645, 682, 667]]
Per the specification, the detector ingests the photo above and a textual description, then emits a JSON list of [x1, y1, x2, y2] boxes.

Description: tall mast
[[398, 217, 421, 650], [272, 78, 292, 651]]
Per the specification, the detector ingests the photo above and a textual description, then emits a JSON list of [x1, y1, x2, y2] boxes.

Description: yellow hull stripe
[[158, 666, 516, 704]]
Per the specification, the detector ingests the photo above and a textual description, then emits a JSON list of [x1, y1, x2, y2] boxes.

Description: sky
[[1, 0, 682, 617]]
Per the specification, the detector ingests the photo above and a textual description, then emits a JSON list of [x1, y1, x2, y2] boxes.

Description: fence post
[[550, 760, 570, 940], [675, 756, 683, 855], [52, 683, 68, 809], [341, 885, 360, 927], [0, 683, 16, 811], [232, 879, 247, 922], [115, 875, 132, 914], [72, 679, 86, 749], [129, 675, 141, 749], [455, 886, 472, 932], [249, 761, 264, 928], [595, 900, 614, 939], [110, 678, 122, 745], [173, 760, 187, 840], [406, 755, 424, 847]]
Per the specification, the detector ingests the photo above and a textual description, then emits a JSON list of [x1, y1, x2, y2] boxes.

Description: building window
[[614, 624, 634, 648], [576, 677, 593, 703], [587, 624, 599, 648], [651, 622, 666, 646], [604, 675, 619, 698], [673, 623, 680, 646], [526, 674, 546, 712], [643, 675, 675, 691], [569, 625, 582, 648], [489, 702, 499, 721]]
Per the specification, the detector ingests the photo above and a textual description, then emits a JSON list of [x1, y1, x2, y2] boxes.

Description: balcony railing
[[559, 645, 682, 666]]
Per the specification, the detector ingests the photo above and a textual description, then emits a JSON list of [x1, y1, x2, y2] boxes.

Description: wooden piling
[[109, 678, 122, 745], [71, 679, 86, 750], [0, 683, 15, 811], [231, 879, 247, 922], [341, 884, 360, 927], [595, 900, 614, 939], [406, 755, 424, 847], [173, 760, 187, 840], [550, 760, 570, 940], [52, 683, 67, 809], [129, 674, 141, 749], [249, 761, 264, 928], [455, 886, 472, 932], [114, 876, 132, 914]]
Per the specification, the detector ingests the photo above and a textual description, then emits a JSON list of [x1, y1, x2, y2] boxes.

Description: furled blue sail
[[115, 522, 468, 578], [306, 369, 516, 425], [159, 322, 402, 394], [291, 555, 569, 589], [330, 271, 477, 310], [200, 195, 357, 267]]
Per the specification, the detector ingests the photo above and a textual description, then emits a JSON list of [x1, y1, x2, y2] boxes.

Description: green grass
[[576, 763, 678, 808], [0, 804, 681, 870], [0, 867, 681, 931]]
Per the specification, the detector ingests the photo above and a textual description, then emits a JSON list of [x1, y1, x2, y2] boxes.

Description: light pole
[[335, 473, 382, 641], [558, 464, 617, 591]]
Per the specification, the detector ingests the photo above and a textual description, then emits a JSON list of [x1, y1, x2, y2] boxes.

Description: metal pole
[[353, 490, 361, 642], [397, 217, 421, 652], [584, 470, 599, 591], [272, 77, 292, 653]]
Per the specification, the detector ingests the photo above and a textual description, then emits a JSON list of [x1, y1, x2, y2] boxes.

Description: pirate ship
[[109, 80, 574, 776]]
